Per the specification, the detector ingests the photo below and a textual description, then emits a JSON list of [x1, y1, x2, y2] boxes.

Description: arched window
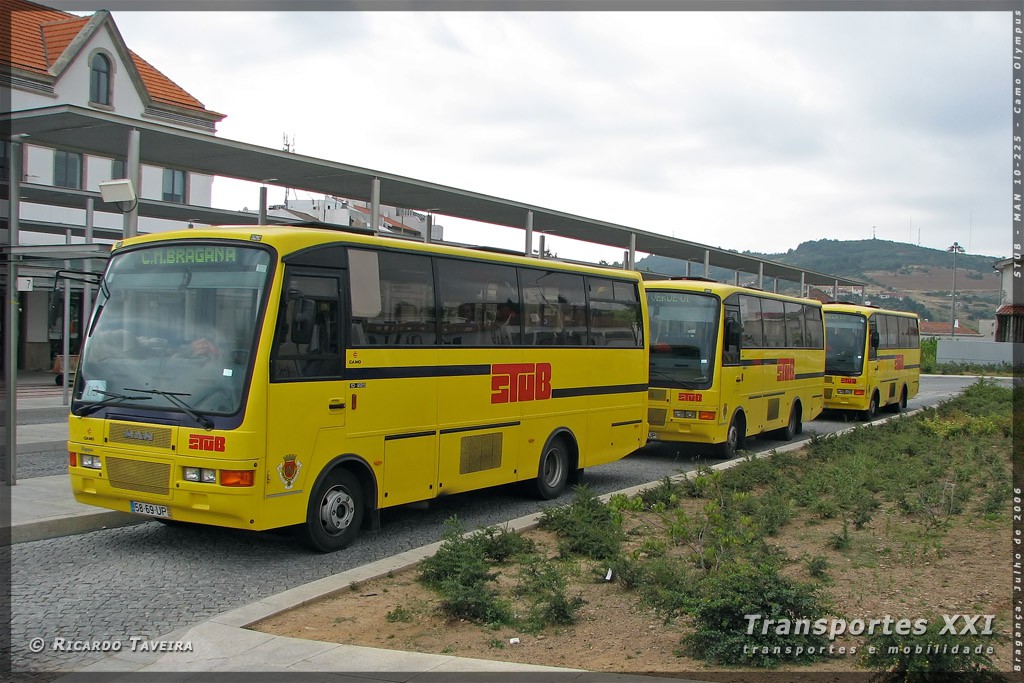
[[90, 53, 111, 105]]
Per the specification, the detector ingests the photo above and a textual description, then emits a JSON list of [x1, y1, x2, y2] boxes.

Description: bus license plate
[[130, 501, 171, 518]]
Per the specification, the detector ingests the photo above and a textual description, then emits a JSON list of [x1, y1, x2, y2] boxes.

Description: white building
[[4, 0, 225, 370]]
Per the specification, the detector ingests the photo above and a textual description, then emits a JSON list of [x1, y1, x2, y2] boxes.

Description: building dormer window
[[163, 168, 186, 203], [90, 53, 111, 105]]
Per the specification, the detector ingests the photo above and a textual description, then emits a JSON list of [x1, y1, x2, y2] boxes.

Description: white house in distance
[[3, 0, 226, 370], [994, 257, 1022, 343]]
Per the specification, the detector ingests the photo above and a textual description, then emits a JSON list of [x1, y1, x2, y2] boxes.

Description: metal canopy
[[3, 105, 864, 288]]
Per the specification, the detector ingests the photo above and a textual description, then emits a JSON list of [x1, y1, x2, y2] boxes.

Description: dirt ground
[[253, 484, 1013, 679]]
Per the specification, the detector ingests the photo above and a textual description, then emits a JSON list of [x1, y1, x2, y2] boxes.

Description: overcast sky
[[104, 9, 1013, 262]]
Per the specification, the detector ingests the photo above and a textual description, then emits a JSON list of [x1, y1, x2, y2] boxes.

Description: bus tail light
[[221, 470, 254, 487], [853, 389, 866, 396], [698, 411, 716, 421], [69, 452, 77, 467]]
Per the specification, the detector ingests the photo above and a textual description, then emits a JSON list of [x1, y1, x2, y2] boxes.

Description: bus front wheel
[[718, 414, 745, 459], [528, 437, 569, 500], [303, 469, 364, 553], [861, 393, 879, 422]]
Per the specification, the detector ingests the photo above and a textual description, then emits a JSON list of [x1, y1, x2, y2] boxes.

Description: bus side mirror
[[870, 330, 880, 349], [291, 299, 316, 345]]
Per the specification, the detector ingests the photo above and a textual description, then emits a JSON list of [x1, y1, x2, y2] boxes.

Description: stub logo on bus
[[894, 355, 905, 370], [678, 392, 703, 402], [491, 363, 552, 404], [776, 358, 796, 382], [188, 434, 225, 452]]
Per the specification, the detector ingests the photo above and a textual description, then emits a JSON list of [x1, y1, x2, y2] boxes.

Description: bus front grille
[[106, 457, 171, 496], [648, 389, 668, 402], [648, 408, 667, 426], [460, 433, 502, 474], [108, 423, 173, 450]]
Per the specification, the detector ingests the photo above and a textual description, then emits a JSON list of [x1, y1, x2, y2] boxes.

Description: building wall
[[937, 338, 1023, 367]]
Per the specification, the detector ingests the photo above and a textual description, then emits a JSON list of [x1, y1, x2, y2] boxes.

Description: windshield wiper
[[124, 387, 215, 430], [648, 369, 710, 389], [75, 390, 152, 417]]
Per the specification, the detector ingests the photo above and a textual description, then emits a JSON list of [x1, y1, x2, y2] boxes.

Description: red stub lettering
[[894, 355, 905, 370], [841, 377, 857, 384], [188, 434, 226, 452], [776, 358, 796, 382], [678, 392, 703, 402], [491, 363, 552, 404]]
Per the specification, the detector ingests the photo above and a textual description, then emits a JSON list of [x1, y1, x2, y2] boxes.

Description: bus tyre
[[529, 437, 569, 500], [776, 404, 800, 441], [303, 469, 364, 553], [717, 414, 744, 459], [887, 386, 907, 414], [861, 393, 878, 422]]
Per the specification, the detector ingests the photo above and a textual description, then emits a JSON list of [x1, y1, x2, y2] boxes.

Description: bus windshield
[[647, 290, 718, 389], [825, 312, 867, 376], [74, 243, 272, 417]]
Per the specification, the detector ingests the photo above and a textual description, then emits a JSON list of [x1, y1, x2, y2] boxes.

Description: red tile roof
[[3, 0, 222, 119], [997, 304, 1024, 316], [920, 321, 980, 336]]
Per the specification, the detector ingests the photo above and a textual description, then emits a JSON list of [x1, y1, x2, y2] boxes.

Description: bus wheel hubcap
[[543, 450, 563, 486], [321, 487, 354, 533]]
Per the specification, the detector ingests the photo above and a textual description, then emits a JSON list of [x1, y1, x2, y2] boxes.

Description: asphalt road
[[10, 375, 1012, 673]]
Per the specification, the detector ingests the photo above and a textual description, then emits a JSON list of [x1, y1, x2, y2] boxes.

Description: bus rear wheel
[[303, 469, 364, 553], [774, 403, 801, 441], [528, 437, 569, 500]]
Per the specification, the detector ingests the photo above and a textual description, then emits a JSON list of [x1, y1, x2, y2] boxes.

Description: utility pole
[[947, 241, 965, 336]]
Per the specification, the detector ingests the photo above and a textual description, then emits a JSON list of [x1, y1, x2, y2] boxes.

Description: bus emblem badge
[[277, 454, 302, 489]]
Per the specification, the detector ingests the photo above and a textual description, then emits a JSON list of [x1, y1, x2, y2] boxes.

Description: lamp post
[[947, 241, 965, 336]]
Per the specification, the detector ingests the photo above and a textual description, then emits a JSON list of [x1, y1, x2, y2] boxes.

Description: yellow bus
[[67, 226, 648, 551], [823, 303, 920, 420], [645, 279, 825, 458]]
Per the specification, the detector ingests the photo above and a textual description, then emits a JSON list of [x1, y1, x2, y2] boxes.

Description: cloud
[[107, 9, 1011, 259]]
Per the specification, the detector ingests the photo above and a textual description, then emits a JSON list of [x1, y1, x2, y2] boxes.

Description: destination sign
[[140, 246, 238, 265]]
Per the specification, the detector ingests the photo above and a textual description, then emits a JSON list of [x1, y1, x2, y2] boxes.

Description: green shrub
[[682, 562, 832, 666], [539, 485, 625, 560], [861, 618, 1006, 682], [515, 559, 586, 630]]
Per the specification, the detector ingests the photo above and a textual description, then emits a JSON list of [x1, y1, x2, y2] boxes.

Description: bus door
[[266, 269, 347, 498], [719, 304, 744, 430], [867, 317, 880, 393]]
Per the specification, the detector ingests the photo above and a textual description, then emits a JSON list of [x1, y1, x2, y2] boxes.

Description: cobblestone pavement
[[10, 375, 998, 673]]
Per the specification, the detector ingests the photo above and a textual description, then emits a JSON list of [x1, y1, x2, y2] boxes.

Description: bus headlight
[[184, 467, 217, 483], [80, 454, 102, 470], [674, 410, 696, 419]]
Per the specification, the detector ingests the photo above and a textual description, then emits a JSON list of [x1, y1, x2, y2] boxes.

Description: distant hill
[[745, 238, 1002, 281], [634, 238, 1003, 327]]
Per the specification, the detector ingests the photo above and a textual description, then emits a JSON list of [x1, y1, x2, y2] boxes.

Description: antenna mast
[[282, 134, 295, 204]]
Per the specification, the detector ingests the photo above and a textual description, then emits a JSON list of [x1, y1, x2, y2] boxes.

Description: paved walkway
[[6, 372, 710, 680]]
